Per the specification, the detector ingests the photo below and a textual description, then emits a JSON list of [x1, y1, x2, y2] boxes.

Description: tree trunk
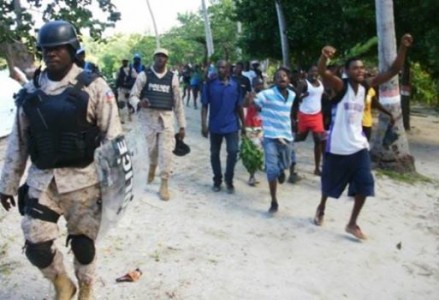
[[0, 41, 35, 84], [275, 0, 290, 68], [1, 0, 35, 84], [145, 0, 160, 48], [201, 0, 214, 59], [370, 0, 416, 173]]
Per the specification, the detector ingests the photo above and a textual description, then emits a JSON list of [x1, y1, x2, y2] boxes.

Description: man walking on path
[[130, 48, 186, 201], [0, 20, 122, 299], [115, 58, 137, 123], [294, 65, 326, 176], [201, 60, 245, 194], [254, 67, 296, 213], [314, 34, 413, 239]]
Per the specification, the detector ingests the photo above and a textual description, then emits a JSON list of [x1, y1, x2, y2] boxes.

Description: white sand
[[0, 105, 438, 300]]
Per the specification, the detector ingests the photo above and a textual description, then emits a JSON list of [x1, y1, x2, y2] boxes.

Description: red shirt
[[245, 105, 262, 127]]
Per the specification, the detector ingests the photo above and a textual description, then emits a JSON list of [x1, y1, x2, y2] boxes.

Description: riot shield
[[94, 135, 134, 239]]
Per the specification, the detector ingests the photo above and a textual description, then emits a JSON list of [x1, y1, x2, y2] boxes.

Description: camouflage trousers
[[139, 114, 175, 180], [22, 180, 101, 284], [117, 87, 132, 123]]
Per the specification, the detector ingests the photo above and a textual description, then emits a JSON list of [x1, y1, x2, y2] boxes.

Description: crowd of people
[[0, 18, 413, 300]]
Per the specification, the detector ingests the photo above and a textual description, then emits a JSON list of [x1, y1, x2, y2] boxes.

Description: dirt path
[[0, 105, 438, 300]]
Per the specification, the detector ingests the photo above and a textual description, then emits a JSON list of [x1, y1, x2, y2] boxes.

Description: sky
[[107, 0, 203, 35]]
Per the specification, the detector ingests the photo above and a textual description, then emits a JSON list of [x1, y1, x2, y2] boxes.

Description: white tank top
[[326, 83, 369, 155], [299, 79, 324, 114]]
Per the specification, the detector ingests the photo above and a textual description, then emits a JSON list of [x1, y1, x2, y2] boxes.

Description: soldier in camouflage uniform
[[129, 48, 186, 201], [0, 21, 122, 300]]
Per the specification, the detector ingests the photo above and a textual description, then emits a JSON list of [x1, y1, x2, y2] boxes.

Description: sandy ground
[[0, 102, 438, 300]]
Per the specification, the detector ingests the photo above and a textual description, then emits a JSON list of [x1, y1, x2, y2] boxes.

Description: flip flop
[[345, 225, 367, 240], [116, 268, 143, 282], [313, 208, 324, 226]]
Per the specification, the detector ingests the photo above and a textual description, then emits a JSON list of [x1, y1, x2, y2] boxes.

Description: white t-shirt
[[242, 70, 256, 85], [299, 79, 324, 114], [326, 82, 369, 155]]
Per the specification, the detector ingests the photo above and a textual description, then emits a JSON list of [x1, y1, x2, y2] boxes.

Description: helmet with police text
[[37, 20, 80, 51]]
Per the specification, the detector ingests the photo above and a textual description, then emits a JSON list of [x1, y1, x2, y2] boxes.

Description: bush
[[411, 62, 438, 107]]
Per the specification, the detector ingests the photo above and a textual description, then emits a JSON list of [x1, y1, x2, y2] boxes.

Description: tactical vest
[[140, 68, 174, 110], [17, 72, 101, 170]]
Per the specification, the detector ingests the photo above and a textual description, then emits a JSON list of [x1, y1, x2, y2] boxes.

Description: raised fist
[[322, 46, 336, 59]]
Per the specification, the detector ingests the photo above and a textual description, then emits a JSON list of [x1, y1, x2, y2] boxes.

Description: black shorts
[[321, 149, 374, 198]]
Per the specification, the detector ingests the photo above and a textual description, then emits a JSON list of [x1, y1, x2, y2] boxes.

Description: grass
[[376, 169, 433, 184]]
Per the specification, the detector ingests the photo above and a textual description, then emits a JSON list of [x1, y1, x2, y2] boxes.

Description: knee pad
[[25, 240, 55, 269], [69, 235, 95, 265]]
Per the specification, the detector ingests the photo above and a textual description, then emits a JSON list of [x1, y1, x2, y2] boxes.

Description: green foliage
[[239, 136, 264, 174], [411, 63, 439, 107], [233, 0, 439, 83], [343, 37, 378, 60], [394, 0, 439, 79], [233, 0, 376, 67], [376, 169, 433, 184], [0, 58, 6, 69], [164, 0, 240, 65], [208, 0, 240, 61], [0, 0, 120, 55], [81, 34, 156, 80]]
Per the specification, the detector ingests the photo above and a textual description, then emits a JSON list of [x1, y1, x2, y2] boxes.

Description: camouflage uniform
[[0, 64, 122, 284], [129, 68, 186, 180]]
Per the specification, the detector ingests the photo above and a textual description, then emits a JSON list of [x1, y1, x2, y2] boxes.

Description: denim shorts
[[321, 149, 375, 198], [263, 138, 293, 181]]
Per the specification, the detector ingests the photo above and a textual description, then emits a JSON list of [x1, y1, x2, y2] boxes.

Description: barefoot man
[[314, 34, 413, 239]]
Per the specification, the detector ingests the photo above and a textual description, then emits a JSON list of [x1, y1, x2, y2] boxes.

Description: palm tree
[[371, 0, 416, 173], [275, 0, 290, 68], [146, 0, 160, 48]]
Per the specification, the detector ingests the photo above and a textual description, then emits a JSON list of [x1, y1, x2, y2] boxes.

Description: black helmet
[[37, 20, 80, 51], [173, 134, 190, 157]]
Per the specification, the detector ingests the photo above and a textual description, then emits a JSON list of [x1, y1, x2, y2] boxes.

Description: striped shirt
[[254, 86, 295, 141]]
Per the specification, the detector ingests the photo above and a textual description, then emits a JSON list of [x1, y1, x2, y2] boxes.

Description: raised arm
[[368, 34, 413, 87], [318, 46, 344, 93]]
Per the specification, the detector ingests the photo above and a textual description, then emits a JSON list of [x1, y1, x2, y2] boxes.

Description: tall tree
[[0, 0, 120, 81], [275, 0, 289, 67], [234, 0, 376, 66], [371, 0, 415, 172]]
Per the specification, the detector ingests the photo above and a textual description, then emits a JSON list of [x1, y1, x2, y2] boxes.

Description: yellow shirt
[[362, 87, 375, 127]]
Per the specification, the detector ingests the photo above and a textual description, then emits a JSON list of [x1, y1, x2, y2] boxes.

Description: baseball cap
[[153, 48, 169, 57]]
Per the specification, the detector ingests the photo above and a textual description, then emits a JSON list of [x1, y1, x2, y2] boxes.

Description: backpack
[[124, 66, 136, 89]]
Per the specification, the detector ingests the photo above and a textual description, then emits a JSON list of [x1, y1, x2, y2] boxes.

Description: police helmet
[[173, 134, 190, 156], [37, 20, 80, 51]]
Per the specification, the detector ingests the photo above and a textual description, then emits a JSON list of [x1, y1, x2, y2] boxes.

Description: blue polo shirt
[[202, 77, 243, 134]]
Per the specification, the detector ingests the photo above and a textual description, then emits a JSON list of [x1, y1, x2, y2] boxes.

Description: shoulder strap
[[303, 80, 308, 93], [74, 71, 99, 90], [14, 88, 29, 107], [332, 78, 349, 103]]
